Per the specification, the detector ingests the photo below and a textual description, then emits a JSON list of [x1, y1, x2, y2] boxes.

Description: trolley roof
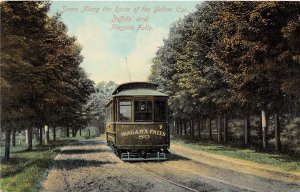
[[114, 88, 167, 97], [112, 82, 167, 97]]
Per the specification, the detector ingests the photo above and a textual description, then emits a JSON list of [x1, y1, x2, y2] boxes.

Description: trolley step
[[121, 151, 167, 161]]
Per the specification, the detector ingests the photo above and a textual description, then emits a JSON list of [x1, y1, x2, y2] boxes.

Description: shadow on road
[[13, 139, 79, 154], [54, 159, 117, 170], [68, 140, 106, 146], [129, 153, 191, 164], [167, 153, 191, 161], [58, 148, 112, 154]]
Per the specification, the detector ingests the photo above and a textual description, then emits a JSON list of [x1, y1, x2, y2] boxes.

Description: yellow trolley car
[[105, 82, 169, 161]]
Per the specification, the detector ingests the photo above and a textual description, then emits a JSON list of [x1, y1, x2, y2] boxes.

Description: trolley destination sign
[[120, 129, 167, 137]]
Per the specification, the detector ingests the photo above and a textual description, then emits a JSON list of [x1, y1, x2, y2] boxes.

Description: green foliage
[[0, 140, 69, 192], [228, 119, 244, 139], [149, 1, 300, 154], [84, 81, 118, 127], [85, 81, 118, 116], [210, 2, 300, 112], [281, 117, 300, 154], [149, 2, 227, 119], [1, 1, 94, 160]]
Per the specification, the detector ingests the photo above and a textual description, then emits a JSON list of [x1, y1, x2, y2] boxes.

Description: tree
[[1, 1, 94, 160], [149, 1, 300, 153], [149, 2, 228, 138], [210, 1, 300, 150], [85, 81, 118, 133], [1, 1, 50, 159]]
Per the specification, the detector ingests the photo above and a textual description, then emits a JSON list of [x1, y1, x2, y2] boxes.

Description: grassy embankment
[[172, 137, 300, 173], [0, 135, 86, 192]]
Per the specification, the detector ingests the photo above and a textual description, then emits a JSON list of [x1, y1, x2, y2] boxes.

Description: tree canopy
[[149, 1, 300, 153], [1, 1, 94, 160]]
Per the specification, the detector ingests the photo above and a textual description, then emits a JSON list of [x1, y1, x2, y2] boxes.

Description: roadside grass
[[0, 137, 85, 192], [172, 137, 300, 173]]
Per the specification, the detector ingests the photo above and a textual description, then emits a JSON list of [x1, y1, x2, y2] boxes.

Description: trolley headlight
[[159, 124, 163, 129]]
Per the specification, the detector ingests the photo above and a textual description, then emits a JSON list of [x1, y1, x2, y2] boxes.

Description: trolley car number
[[138, 135, 150, 139]]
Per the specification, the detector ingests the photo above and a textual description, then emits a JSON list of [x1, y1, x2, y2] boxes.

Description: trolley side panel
[[115, 123, 169, 150], [106, 122, 116, 144]]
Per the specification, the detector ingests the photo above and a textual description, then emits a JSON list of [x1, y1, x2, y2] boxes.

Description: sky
[[50, 1, 200, 84]]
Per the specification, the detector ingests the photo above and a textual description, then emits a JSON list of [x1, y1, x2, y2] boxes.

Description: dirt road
[[41, 138, 300, 192]]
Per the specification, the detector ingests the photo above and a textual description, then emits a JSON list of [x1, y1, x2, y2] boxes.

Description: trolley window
[[119, 101, 132, 121], [134, 100, 153, 121], [154, 100, 166, 122]]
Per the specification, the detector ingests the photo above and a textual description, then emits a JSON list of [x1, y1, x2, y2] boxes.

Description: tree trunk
[[99, 124, 102, 135], [188, 120, 191, 136], [45, 125, 49, 144], [178, 121, 182, 135], [53, 126, 56, 141], [223, 116, 228, 143], [60, 127, 64, 138], [189, 120, 192, 137], [66, 127, 69, 137], [274, 113, 281, 151], [217, 116, 222, 143], [25, 129, 29, 144], [191, 120, 194, 138], [4, 129, 11, 161], [79, 127, 82, 136], [180, 121, 183, 135], [198, 119, 201, 139], [36, 128, 39, 142], [208, 118, 213, 141], [88, 130, 91, 137], [72, 128, 76, 137], [261, 110, 268, 150], [39, 127, 43, 146], [59, 127, 62, 138], [184, 121, 187, 136], [172, 121, 175, 135], [28, 127, 32, 150], [173, 120, 177, 135], [201, 120, 204, 138], [12, 128, 16, 147], [244, 115, 250, 146]]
